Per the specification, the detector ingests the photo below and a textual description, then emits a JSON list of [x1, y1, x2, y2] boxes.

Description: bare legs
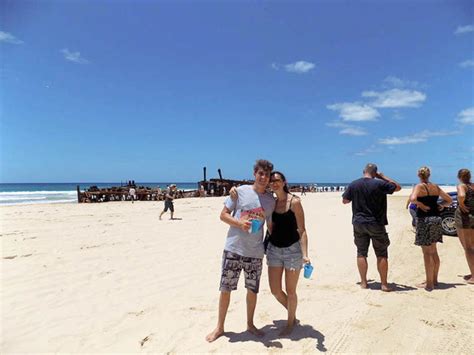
[[205, 291, 230, 342], [376, 257, 393, 292], [458, 229, 474, 284], [356, 257, 368, 288], [268, 266, 301, 335], [356, 256, 392, 291], [417, 243, 440, 291], [205, 289, 262, 343], [246, 290, 263, 336]]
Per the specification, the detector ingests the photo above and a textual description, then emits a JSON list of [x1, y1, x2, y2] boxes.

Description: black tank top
[[269, 196, 300, 248], [416, 183, 440, 218]]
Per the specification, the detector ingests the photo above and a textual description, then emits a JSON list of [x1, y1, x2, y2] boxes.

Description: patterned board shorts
[[415, 216, 443, 246], [220, 250, 263, 294]]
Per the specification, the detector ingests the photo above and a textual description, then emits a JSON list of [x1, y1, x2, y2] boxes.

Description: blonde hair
[[458, 169, 471, 184], [418, 166, 431, 181]]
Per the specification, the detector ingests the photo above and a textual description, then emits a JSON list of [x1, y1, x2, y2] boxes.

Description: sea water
[[0, 183, 198, 206]]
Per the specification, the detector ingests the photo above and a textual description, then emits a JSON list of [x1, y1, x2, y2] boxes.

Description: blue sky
[[1, 0, 473, 184]]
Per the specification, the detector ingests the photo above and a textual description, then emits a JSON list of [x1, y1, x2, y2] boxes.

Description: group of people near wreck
[[205, 159, 474, 342]]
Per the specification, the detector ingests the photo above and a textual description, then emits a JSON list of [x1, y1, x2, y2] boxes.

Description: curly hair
[[253, 159, 274, 174]]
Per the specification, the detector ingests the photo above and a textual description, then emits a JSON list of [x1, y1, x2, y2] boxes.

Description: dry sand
[[1, 188, 473, 353]]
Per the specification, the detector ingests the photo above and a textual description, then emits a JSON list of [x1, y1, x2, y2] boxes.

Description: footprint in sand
[[140, 333, 154, 347], [420, 319, 456, 330], [128, 310, 144, 316], [3, 255, 17, 259]]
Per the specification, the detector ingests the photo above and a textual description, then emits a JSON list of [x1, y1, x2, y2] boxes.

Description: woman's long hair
[[271, 171, 290, 193], [458, 168, 471, 184]]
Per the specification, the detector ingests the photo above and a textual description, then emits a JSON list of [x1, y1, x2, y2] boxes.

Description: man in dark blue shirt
[[342, 163, 401, 292]]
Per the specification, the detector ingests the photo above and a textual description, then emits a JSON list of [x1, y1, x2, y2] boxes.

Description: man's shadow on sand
[[363, 281, 464, 291], [224, 320, 327, 352]]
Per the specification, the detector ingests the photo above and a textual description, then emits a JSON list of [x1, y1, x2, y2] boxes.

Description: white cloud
[[457, 107, 474, 125], [340, 127, 368, 136], [326, 121, 368, 136], [459, 59, 474, 68], [284, 61, 315, 74], [354, 145, 380, 156], [362, 88, 426, 108], [383, 76, 420, 88], [61, 48, 89, 64], [378, 130, 459, 145], [327, 102, 380, 122], [271, 63, 279, 70], [0, 31, 23, 44], [455, 25, 474, 35]]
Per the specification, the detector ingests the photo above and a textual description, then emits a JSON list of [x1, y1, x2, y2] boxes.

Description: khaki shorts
[[353, 224, 390, 258]]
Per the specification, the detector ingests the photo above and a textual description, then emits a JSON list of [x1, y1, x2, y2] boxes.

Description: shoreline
[[0, 186, 458, 208]]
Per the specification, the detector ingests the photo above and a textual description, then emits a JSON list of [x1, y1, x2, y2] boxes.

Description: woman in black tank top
[[455, 168, 474, 284], [410, 167, 452, 291], [267, 171, 310, 336]]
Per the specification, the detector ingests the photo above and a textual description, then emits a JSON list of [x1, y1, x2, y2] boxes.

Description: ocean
[[0, 183, 198, 206], [0, 182, 425, 206]]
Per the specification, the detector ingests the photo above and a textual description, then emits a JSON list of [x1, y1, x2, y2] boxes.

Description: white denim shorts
[[266, 241, 303, 270]]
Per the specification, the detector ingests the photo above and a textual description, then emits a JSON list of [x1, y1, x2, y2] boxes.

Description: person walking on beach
[[410, 167, 452, 291], [266, 171, 310, 336], [455, 168, 474, 284], [159, 184, 177, 220], [342, 163, 401, 292], [129, 186, 136, 203], [205, 159, 275, 343]]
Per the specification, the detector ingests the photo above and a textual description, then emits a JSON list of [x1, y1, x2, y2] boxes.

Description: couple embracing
[[205, 159, 310, 342]]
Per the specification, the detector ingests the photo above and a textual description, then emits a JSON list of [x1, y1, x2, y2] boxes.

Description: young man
[[159, 184, 177, 220], [205, 159, 276, 343], [342, 163, 401, 292]]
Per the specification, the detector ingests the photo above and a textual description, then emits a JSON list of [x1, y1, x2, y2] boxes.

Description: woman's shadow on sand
[[224, 320, 327, 352]]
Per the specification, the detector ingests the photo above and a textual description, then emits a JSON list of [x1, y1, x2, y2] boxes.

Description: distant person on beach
[[410, 167, 452, 291], [342, 163, 401, 292], [266, 171, 310, 335], [129, 187, 136, 203], [455, 168, 474, 284], [405, 188, 417, 228], [159, 184, 177, 220], [206, 159, 275, 343]]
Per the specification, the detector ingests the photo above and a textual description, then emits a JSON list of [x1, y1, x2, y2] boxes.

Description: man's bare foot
[[416, 281, 438, 288], [358, 281, 368, 289], [247, 324, 264, 337], [463, 274, 472, 281], [466, 277, 474, 284], [416, 282, 434, 291], [279, 323, 295, 336], [381, 284, 394, 292], [205, 328, 224, 343]]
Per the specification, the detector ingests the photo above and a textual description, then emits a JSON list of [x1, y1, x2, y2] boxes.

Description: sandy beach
[[1, 188, 473, 353]]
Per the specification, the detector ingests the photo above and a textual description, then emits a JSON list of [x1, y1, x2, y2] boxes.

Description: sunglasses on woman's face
[[270, 178, 283, 183]]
